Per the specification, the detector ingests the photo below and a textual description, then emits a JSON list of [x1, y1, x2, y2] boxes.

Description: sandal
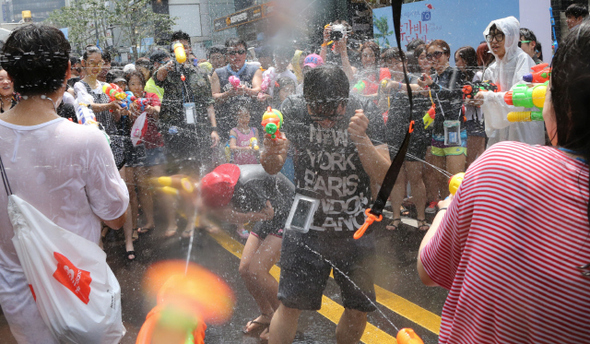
[[137, 226, 154, 234], [242, 314, 271, 335], [386, 218, 401, 231], [181, 228, 194, 239], [417, 219, 431, 231], [126, 250, 136, 261], [132, 229, 139, 241]]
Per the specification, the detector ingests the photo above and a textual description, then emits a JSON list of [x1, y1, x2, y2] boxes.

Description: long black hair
[[550, 20, 590, 221], [455, 46, 478, 82]]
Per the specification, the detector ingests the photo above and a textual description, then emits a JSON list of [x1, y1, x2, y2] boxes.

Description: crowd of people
[[0, 3, 589, 343]]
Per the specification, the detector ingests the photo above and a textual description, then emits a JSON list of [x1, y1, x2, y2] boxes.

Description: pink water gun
[[229, 75, 240, 89]]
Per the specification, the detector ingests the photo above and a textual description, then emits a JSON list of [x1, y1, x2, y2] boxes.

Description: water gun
[[249, 137, 259, 151], [462, 80, 499, 99], [352, 80, 367, 94], [260, 69, 275, 94], [229, 75, 240, 89], [173, 41, 187, 64], [103, 83, 127, 101], [448, 172, 465, 195], [121, 91, 137, 109], [261, 107, 283, 139], [135, 98, 149, 112], [422, 104, 436, 129], [504, 81, 548, 122], [523, 63, 551, 83], [397, 328, 424, 344]]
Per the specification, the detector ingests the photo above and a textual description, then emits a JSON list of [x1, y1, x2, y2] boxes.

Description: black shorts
[[465, 119, 486, 137], [277, 230, 376, 312], [250, 219, 284, 240]]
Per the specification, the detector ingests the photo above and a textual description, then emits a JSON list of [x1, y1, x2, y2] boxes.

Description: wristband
[[211, 127, 218, 132], [438, 207, 447, 212], [398, 82, 403, 91]]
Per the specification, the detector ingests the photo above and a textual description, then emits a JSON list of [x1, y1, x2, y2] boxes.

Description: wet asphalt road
[[0, 209, 448, 344]]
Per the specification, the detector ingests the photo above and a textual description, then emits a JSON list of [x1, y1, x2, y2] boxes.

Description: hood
[[483, 16, 520, 61]]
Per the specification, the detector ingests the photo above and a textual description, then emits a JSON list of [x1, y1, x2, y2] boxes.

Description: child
[[228, 101, 260, 238]]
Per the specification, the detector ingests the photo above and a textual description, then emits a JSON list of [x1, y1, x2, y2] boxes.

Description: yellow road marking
[[207, 229, 441, 341]]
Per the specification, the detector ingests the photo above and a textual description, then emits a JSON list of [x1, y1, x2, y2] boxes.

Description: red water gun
[[523, 63, 551, 83], [102, 83, 127, 101], [135, 98, 149, 112], [397, 328, 424, 344], [462, 80, 499, 99]]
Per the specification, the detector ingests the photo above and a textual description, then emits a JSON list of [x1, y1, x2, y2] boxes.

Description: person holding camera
[[155, 30, 220, 177], [320, 20, 356, 82], [261, 64, 390, 344]]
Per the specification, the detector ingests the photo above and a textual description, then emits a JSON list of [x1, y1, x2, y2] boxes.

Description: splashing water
[[302, 243, 401, 333]]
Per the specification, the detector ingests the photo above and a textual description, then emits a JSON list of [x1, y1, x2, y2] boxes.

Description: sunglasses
[[426, 51, 444, 60], [518, 40, 531, 48], [228, 49, 246, 56], [485, 33, 505, 43]]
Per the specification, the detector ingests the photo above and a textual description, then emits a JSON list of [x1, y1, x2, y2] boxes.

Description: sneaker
[[425, 201, 438, 214], [237, 228, 250, 239]]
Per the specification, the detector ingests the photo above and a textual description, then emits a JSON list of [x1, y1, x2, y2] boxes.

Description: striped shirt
[[421, 142, 590, 344]]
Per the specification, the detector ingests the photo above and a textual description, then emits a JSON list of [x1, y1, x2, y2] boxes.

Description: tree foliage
[[46, 0, 176, 59]]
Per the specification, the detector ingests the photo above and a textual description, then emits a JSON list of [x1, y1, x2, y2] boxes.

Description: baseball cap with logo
[[200, 164, 241, 208], [303, 54, 324, 68]]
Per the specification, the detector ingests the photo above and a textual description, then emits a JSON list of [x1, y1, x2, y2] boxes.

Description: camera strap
[[354, 0, 414, 239]]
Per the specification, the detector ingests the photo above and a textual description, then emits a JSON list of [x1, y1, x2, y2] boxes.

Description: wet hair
[[382, 47, 405, 63], [426, 39, 451, 57], [230, 96, 251, 115], [273, 77, 296, 105], [520, 28, 537, 43], [1, 23, 71, 96], [83, 45, 102, 61], [535, 41, 543, 61], [565, 3, 588, 18], [360, 41, 381, 66], [135, 57, 152, 77], [410, 44, 427, 74], [208, 45, 226, 58], [476, 42, 494, 67], [225, 37, 248, 51], [171, 30, 190, 43], [102, 50, 111, 64], [549, 20, 590, 220], [406, 39, 425, 52], [304, 64, 349, 108], [455, 46, 478, 81], [70, 56, 80, 65], [125, 70, 145, 88]]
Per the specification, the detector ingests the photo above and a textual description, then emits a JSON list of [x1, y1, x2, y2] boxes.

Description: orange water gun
[[397, 328, 424, 344], [261, 107, 284, 139]]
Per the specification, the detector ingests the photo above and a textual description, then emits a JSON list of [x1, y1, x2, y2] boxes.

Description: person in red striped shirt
[[417, 21, 590, 344]]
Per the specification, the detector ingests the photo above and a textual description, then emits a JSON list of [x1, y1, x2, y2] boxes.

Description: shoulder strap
[[0, 153, 12, 196]]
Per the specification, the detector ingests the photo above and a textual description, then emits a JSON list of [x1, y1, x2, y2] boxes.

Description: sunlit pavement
[[0, 214, 448, 344]]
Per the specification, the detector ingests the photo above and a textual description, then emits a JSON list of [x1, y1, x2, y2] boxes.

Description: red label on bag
[[52, 252, 92, 304], [29, 284, 36, 301]]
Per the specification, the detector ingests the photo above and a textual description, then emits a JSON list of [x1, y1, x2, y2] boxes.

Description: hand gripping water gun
[[504, 81, 548, 122], [462, 80, 499, 99], [228, 75, 240, 89], [352, 80, 367, 94], [121, 91, 137, 109], [523, 63, 551, 83], [173, 41, 187, 64], [135, 98, 149, 112], [75, 93, 98, 127], [422, 103, 436, 129], [397, 328, 424, 344], [249, 137, 259, 150], [261, 107, 283, 139]]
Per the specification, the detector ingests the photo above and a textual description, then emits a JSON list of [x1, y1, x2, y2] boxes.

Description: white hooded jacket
[[481, 16, 545, 146]]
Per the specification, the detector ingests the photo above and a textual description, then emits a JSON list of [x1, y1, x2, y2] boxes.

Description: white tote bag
[[1, 157, 125, 344], [130, 111, 148, 147]]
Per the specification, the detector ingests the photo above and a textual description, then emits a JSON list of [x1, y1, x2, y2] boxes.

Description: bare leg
[[423, 147, 439, 203], [429, 154, 447, 202], [120, 167, 135, 259], [406, 161, 427, 221], [387, 167, 407, 230], [442, 154, 466, 198], [466, 136, 485, 169], [150, 165, 178, 233], [268, 303, 301, 344], [335, 308, 368, 344], [135, 166, 155, 230]]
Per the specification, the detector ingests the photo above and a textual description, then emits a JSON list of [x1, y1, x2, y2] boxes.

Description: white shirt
[[0, 118, 128, 271]]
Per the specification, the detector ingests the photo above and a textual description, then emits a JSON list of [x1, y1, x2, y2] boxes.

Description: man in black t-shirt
[[260, 65, 390, 344]]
